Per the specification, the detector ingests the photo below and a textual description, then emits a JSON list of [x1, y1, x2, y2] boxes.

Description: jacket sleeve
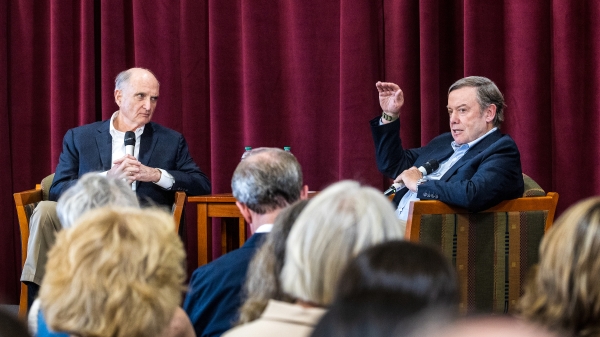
[[49, 129, 81, 201], [165, 133, 211, 196], [369, 116, 421, 179]]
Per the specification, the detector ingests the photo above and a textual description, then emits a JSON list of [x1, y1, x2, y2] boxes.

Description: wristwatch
[[416, 178, 427, 192]]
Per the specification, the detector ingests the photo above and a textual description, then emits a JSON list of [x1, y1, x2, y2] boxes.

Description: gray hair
[[448, 76, 506, 128], [280, 180, 404, 306], [114, 68, 159, 91], [231, 147, 303, 214], [56, 173, 139, 228]]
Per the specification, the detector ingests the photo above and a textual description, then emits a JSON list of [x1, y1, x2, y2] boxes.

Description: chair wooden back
[[404, 174, 559, 313], [172, 191, 186, 232], [13, 174, 186, 317]]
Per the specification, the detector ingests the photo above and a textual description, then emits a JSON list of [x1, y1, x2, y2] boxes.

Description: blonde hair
[[280, 180, 404, 306], [39, 206, 186, 337], [518, 197, 600, 337]]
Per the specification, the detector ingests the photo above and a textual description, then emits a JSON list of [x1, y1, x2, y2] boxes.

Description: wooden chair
[[13, 174, 186, 317], [172, 191, 186, 233], [404, 174, 559, 314]]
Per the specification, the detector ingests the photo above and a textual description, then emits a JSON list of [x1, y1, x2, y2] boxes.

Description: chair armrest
[[172, 191, 186, 232], [14, 188, 43, 267]]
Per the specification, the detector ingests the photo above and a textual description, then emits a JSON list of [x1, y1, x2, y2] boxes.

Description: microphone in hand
[[384, 182, 405, 196], [383, 159, 440, 196], [124, 131, 136, 157]]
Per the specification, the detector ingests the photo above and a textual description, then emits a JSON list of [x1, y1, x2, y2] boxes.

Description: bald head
[[115, 68, 159, 91], [113, 68, 160, 131]]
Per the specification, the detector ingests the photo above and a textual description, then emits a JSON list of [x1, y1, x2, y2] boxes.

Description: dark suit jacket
[[49, 120, 211, 207], [183, 233, 267, 337], [370, 117, 524, 212]]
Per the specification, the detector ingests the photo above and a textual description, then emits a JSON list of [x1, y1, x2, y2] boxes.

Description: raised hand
[[376, 81, 404, 120]]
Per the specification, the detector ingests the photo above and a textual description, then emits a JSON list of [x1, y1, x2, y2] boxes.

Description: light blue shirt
[[395, 127, 498, 220]]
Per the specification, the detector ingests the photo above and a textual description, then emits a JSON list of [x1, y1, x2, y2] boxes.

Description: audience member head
[[0, 309, 30, 337], [56, 173, 139, 228], [39, 207, 185, 337], [311, 241, 458, 337], [237, 199, 310, 325], [280, 180, 404, 306], [336, 240, 459, 307], [448, 76, 505, 127], [232, 147, 304, 214], [518, 196, 600, 337], [232, 147, 306, 231], [404, 315, 558, 337], [311, 291, 430, 337]]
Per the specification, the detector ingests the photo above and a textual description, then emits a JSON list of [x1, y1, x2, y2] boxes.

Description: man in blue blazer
[[48, 117, 210, 207], [22, 68, 211, 300], [183, 147, 308, 337], [371, 76, 523, 228]]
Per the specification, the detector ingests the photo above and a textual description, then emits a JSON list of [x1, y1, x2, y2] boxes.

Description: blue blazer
[[183, 233, 267, 337], [370, 117, 524, 212], [49, 120, 211, 207]]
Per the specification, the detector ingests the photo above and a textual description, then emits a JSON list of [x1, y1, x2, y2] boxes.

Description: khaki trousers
[[20, 201, 62, 285]]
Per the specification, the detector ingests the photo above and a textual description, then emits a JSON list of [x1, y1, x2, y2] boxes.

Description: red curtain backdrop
[[2, 0, 599, 303]]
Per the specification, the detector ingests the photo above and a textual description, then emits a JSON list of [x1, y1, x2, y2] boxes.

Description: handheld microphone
[[124, 131, 136, 157], [383, 159, 440, 196]]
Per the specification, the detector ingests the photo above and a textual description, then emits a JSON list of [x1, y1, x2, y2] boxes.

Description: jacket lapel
[[440, 129, 502, 181], [96, 120, 112, 170], [139, 123, 158, 166]]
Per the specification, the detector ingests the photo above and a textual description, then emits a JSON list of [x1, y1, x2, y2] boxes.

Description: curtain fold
[[2, 0, 599, 303]]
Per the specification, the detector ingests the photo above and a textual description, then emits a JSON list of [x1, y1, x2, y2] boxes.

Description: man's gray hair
[[448, 76, 506, 128], [114, 68, 159, 91], [57, 173, 139, 228], [231, 147, 303, 214]]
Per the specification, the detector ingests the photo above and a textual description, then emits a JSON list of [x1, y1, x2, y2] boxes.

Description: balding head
[[231, 147, 303, 214], [115, 68, 159, 91], [113, 68, 160, 131]]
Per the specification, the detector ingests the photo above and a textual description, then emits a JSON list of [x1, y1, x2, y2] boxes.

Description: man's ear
[[300, 185, 309, 200], [114, 89, 123, 107], [485, 104, 497, 123], [236, 201, 253, 224]]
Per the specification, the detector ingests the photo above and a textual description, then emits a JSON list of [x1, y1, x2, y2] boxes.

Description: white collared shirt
[[255, 224, 273, 233], [102, 112, 174, 190], [395, 127, 498, 220]]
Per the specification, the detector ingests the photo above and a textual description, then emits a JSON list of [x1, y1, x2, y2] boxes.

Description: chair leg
[[18, 282, 28, 318]]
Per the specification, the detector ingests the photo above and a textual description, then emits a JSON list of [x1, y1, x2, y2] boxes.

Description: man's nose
[[449, 111, 458, 123], [143, 98, 151, 110]]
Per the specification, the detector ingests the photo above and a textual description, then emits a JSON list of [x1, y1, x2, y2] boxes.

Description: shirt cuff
[[154, 169, 175, 189]]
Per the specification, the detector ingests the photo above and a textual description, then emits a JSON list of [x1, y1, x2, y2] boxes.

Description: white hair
[[280, 180, 404, 305], [56, 173, 139, 228]]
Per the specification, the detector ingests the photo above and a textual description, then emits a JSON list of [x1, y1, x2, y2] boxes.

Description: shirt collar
[[451, 127, 497, 151], [109, 111, 145, 138], [255, 224, 273, 233]]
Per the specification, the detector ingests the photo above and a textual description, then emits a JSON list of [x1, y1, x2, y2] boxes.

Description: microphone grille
[[124, 131, 136, 146], [423, 159, 440, 175]]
